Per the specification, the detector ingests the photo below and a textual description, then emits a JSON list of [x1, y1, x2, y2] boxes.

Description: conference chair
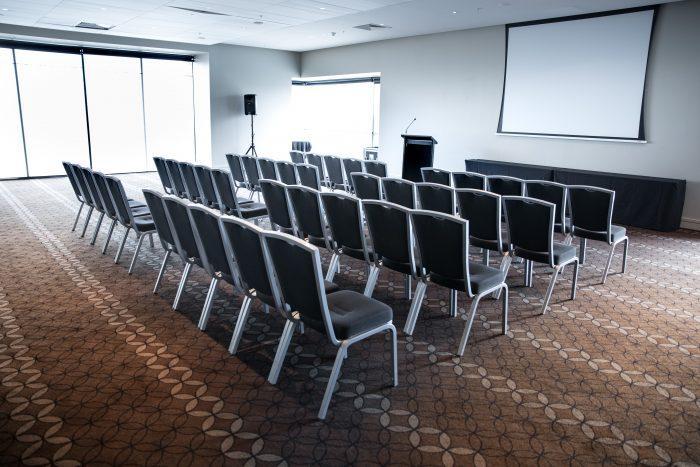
[[262, 231, 397, 419], [104, 175, 156, 274], [69, 165, 97, 238], [321, 192, 378, 296], [161, 196, 203, 310], [453, 171, 488, 190], [363, 200, 418, 301], [142, 189, 179, 294], [568, 186, 629, 284], [275, 161, 298, 185], [408, 210, 509, 355], [241, 155, 263, 200], [164, 159, 188, 198], [486, 175, 525, 197], [179, 162, 202, 203], [193, 165, 219, 210], [257, 158, 278, 181], [324, 155, 348, 191], [351, 173, 383, 201], [503, 196, 579, 314], [364, 160, 388, 178], [342, 158, 364, 192], [62, 162, 87, 231], [295, 163, 322, 191], [210, 169, 268, 222], [260, 179, 296, 235], [525, 180, 571, 242], [225, 154, 248, 195], [455, 189, 510, 270], [420, 167, 452, 186], [306, 153, 328, 187], [290, 150, 305, 164], [77, 166, 108, 245], [382, 178, 417, 209], [416, 182, 456, 215], [153, 156, 174, 194]]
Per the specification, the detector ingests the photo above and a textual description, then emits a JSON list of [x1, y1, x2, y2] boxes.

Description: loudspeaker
[[244, 94, 256, 116]]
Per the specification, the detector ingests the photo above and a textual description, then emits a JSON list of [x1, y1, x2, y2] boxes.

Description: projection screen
[[497, 7, 656, 141]]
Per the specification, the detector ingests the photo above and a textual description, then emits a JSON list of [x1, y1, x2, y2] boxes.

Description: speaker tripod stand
[[244, 114, 258, 157]]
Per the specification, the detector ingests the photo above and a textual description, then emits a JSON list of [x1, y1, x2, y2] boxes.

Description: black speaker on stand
[[244, 94, 258, 157]]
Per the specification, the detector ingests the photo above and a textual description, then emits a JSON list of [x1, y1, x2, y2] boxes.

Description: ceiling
[[0, 0, 680, 52]]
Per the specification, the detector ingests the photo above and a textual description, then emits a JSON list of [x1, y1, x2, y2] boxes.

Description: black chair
[[321, 192, 377, 296], [193, 165, 219, 210], [487, 175, 525, 197], [568, 186, 629, 284], [416, 182, 455, 215], [164, 159, 188, 198], [306, 153, 328, 187], [260, 179, 296, 235], [262, 231, 397, 419], [257, 158, 278, 181], [364, 160, 387, 178], [409, 210, 509, 354], [225, 154, 248, 195], [503, 196, 579, 314], [289, 150, 305, 164], [77, 166, 108, 245], [342, 158, 364, 192], [153, 156, 174, 194], [275, 161, 297, 185], [351, 173, 382, 201], [179, 162, 202, 203], [63, 162, 87, 231], [143, 189, 179, 294], [382, 178, 417, 209], [295, 163, 322, 191], [324, 155, 348, 191], [525, 181, 571, 242], [69, 165, 97, 238], [420, 167, 451, 186], [363, 200, 418, 301], [240, 155, 262, 200], [210, 169, 268, 222], [453, 171, 487, 190]]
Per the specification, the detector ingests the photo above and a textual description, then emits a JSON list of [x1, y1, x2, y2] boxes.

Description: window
[[0, 48, 26, 179], [292, 78, 380, 157]]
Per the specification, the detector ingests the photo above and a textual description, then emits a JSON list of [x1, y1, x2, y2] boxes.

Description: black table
[[465, 159, 686, 231]]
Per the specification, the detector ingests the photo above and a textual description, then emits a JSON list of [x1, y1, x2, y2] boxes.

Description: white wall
[[301, 0, 700, 229]]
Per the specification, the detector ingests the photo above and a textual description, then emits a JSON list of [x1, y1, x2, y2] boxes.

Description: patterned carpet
[[0, 173, 698, 466]]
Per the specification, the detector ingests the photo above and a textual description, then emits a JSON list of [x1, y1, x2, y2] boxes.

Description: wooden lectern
[[401, 134, 438, 182]]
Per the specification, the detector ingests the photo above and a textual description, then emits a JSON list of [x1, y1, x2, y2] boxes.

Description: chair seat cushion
[[133, 216, 155, 231], [131, 206, 151, 217], [428, 263, 505, 295], [326, 290, 393, 340], [324, 280, 340, 294], [610, 225, 627, 243], [238, 197, 254, 205], [128, 199, 145, 208], [240, 202, 267, 219], [552, 243, 577, 265], [573, 224, 627, 243]]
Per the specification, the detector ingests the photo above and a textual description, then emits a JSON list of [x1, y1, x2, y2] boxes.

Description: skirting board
[[681, 217, 700, 231]]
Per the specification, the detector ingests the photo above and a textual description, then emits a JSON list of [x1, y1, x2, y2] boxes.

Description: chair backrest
[[187, 204, 232, 280], [143, 189, 176, 250], [382, 178, 417, 209], [240, 155, 261, 189], [290, 150, 305, 164], [153, 157, 173, 193], [225, 154, 247, 185], [306, 153, 325, 180], [260, 179, 294, 231], [92, 171, 117, 218], [524, 180, 568, 229], [210, 169, 241, 216], [352, 173, 382, 200], [62, 162, 83, 200], [219, 216, 275, 306], [363, 200, 416, 276], [503, 196, 555, 266], [487, 176, 525, 197], [363, 160, 387, 178], [193, 165, 218, 208], [258, 158, 278, 181], [105, 176, 134, 227], [295, 164, 322, 191], [421, 167, 452, 186], [79, 166, 105, 212], [179, 162, 201, 202], [162, 196, 200, 262], [411, 210, 472, 296], [455, 189, 503, 253], [416, 182, 455, 215], [165, 159, 187, 198], [286, 185, 328, 244], [324, 155, 345, 188], [262, 231, 338, 343], [275, 161, 297, 185], [453, 171, 487, 190], [321, 192, 370, 261], [342, 158, 364, 191], [71, 165, 94, 207], [568, 185, 615, 242]]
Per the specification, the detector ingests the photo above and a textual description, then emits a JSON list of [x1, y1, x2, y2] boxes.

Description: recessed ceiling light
[[1, 8, 9, 11], [452, 11, 457, 14], [320, 7, 326, 10]]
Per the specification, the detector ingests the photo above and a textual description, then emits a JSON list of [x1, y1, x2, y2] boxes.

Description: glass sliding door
[[84, 55, 147, 174], [15, 50, 90, 177], [0, 48, 27, 179], [142, 59, 196, 168]]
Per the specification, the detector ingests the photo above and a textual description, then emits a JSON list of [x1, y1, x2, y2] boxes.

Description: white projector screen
[[498, 8, 656, 141]]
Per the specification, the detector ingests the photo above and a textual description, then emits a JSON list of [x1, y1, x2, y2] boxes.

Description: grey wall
[[301, 0, 700, 229]]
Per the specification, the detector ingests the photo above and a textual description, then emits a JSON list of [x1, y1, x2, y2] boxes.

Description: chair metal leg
[[528, 260, 534, 287], [127, 233, 146, 274], [80, 206, 94, 238], [268, 319, 296, 385], [228, 296, 253, 355], [173, 262, 192, 310], [318, 344, 347, 420], [457, 293, 484, 356], [524, 260, 531, 287], [72, 202, 84, 231], [403, 280, 427, 335], [148, 234, 154, 248], [622, 237, 629, 273], [482, 249, 490, 265], [571, 259, 579, 300], [389, 324, 398, 387], [90, 212, 105, 246], [114, 227, 130, 264], [102, 219, 116, 254], [501, 285, 509, 335], [541, 266, 561, 315], [601, 241, 618, 284], [404, 275, 412, 300], [198, 277, 219, 330], [579, 238, 587, 264], [153, 250, 171, 294], [449, 289, 458, 317], [363, 265, 380, 297], [325, 253, 339, 282]]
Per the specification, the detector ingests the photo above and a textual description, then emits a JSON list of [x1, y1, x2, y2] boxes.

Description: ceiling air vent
[[169, 6, 230, 16], [75, 22, 112, 30], [353, 23, 391, 31]]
